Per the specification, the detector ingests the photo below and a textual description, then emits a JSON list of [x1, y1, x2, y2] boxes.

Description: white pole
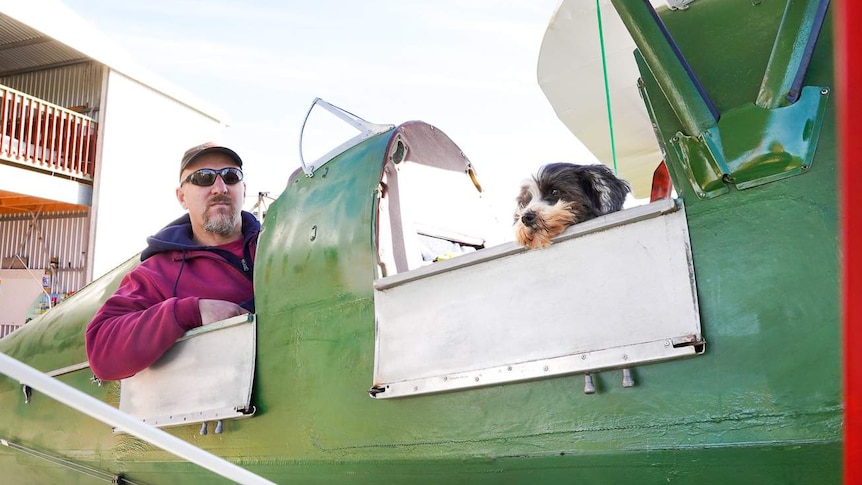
[[0, 352, 275, 485]]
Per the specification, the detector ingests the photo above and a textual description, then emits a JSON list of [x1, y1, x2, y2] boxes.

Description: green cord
[[596, 0, 619, 174]]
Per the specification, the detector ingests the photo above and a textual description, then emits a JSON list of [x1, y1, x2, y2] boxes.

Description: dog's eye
[[550, 189, 561, 199]]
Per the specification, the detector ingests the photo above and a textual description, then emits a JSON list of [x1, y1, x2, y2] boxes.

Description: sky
[[60, 0, 597, 233]]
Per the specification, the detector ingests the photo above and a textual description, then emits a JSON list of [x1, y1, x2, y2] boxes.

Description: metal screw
[[821, 88, 829, 95]]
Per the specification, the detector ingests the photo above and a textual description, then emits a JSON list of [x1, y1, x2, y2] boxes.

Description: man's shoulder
[[142, 218, 196, 261], [135, 251, 177, 273]]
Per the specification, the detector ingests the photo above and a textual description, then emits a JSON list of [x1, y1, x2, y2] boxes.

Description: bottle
[[38, 294, 49, 314], [42, 266, 53, 293], [43, 256, 59, 295]]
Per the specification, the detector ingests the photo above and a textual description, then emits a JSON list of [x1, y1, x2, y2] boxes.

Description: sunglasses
[[182, 167, 244, 186]]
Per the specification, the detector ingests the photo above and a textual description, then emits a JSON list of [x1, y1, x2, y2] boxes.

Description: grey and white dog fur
[[514, 163, 631, 249]]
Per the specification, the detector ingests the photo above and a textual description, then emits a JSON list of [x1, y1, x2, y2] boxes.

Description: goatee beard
[[203, 197, 238, 236], [204, 212, 237, 236]]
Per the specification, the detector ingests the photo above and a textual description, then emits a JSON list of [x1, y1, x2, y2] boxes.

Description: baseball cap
[[180, 142, 243, 179]]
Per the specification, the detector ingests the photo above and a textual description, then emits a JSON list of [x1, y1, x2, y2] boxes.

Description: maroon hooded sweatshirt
[[85, 211, 260, 381]]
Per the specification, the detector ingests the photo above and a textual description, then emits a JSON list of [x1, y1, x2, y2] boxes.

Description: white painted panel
[[91, 70, 226, 277], [0, 269, 43, 326], [0, 164, 91, 206], [372, 199, 703, 398]]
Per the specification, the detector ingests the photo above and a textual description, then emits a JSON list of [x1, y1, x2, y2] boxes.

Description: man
[[86, 142, 260, 381]]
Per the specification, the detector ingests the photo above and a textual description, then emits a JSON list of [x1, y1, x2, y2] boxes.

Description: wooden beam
[[0, 189, 87, 215]]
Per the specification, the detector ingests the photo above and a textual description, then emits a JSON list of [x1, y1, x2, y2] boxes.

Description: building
[[0, 0, 229, 334]]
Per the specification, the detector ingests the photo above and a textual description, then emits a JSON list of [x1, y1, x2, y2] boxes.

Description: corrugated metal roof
[[0, 0, 227, 122], [0, 11, 45, 45], [0, 38, 88, 75], [0, 12, 89, 75]]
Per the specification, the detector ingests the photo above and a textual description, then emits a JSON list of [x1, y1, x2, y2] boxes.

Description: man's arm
[[85, 267, 201, 381]]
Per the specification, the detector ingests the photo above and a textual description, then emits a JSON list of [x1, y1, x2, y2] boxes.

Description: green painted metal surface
[[757, 0, 830, 108], [0, 0, 841, 483], [611, 0, 718, 136], [630, 0, 830, 198], [666, 85, 829, 197], [631, 0, 840, 479]]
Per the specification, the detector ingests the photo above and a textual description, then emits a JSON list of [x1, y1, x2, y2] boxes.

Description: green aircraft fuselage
[[0, 1, 841, 483]]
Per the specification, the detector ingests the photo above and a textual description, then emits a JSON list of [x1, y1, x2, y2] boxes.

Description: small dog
[[514, 163, 631, 249]]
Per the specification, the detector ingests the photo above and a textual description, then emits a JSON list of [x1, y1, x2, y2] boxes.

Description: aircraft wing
[[538, 0, 671, 198]]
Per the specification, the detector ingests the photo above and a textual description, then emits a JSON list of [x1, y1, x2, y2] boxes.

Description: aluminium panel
[[372, 198, 702, 398], [119, 314, 256, 428]]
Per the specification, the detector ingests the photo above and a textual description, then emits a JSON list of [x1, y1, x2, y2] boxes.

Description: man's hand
[[198, 299, 247, 325]]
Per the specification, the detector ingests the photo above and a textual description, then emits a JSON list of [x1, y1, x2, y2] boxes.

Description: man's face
[[176, 152, 246, 239]]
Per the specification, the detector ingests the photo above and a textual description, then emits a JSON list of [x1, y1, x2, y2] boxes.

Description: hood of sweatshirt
[[141, 211, 261, 261]]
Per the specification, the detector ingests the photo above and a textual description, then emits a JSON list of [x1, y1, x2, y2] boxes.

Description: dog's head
[[514, 163, 630, 249]]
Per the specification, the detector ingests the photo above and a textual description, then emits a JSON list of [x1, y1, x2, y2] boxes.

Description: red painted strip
[[839, 0, 861, 482], [649, 161, 672, 202]]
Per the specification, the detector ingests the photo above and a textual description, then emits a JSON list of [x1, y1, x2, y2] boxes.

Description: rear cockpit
[[375, 121, 495, 277]]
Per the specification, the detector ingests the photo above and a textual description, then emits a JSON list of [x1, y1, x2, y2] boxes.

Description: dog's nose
[[521, 211, 536, 226]]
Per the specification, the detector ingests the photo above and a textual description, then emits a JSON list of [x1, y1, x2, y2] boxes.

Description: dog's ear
[[516, 178, 540, 209], [577, 165, 630, 215], [516, 185, 531, 208], [606, 177, 631, 212]]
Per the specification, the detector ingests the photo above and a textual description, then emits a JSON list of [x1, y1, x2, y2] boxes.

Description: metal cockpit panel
[[119, 314, 256, 428], [371, 198, 703, 399]]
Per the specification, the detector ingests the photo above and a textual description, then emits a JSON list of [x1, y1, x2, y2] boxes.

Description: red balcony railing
[[0, 85, 97, 181]]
